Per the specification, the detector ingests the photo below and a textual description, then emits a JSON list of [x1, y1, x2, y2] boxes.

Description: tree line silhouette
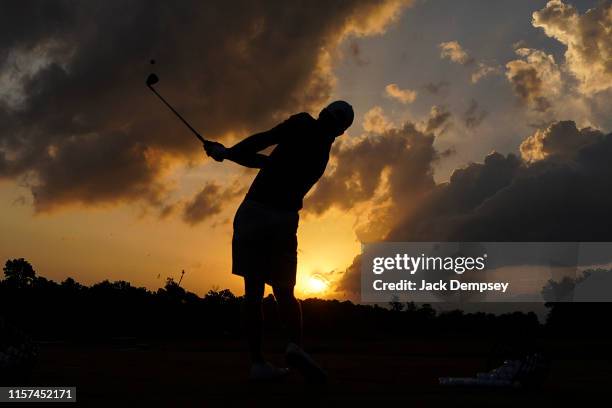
[[1, 258, 609, 343]]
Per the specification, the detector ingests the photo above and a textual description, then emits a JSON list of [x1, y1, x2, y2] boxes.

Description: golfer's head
[[319, 100, 354, 137]]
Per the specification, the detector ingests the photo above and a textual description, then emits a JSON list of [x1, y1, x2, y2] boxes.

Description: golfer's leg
[[244, 277, 265, 363], [272, 285, 302, 347], [274, 285, 326, 383]]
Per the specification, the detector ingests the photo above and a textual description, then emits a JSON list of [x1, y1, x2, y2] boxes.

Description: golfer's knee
[[272, 286, 295, 304], [244, 278, 264, 308]]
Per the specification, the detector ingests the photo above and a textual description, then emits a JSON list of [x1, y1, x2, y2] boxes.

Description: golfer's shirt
[[229, 113, 333, 212]]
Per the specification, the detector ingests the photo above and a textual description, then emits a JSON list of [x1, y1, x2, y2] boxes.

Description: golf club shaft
[[147, 86, 208, 145]]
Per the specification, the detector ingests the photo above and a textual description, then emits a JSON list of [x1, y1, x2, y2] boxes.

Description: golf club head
[[146, 73, 159, 87]]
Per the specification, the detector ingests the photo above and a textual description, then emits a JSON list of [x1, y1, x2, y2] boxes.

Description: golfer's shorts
[[232, 199, 299, 287]]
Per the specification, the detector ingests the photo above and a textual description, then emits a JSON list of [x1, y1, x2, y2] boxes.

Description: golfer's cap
[[324, 100, 354, 131]]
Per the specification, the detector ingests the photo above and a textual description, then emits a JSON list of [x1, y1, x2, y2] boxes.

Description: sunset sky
[[1, 0, 611, 299]]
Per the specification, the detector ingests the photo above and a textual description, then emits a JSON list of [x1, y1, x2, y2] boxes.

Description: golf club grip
[[148, 86, 208, 144]]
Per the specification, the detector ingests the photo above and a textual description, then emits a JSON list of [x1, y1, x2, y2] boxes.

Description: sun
[[295, 265, 333, 297], [305, 274, 329, 294]]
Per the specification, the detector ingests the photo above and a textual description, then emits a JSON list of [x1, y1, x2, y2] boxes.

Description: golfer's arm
[[224, 126, 283, 168], [227, 127, 281, 155], [227, 153, 269, 169]]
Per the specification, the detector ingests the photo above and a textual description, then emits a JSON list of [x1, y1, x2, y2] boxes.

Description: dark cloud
[[505, 48, 560, 113], [506, 63, 551, 112], [424, 81, 450, 95], [158, 202, 177, 220], [463, 99, 487, 129], [338, 254, 362, 294], [182, 182, 244, 226], [337, 120, 611, 294], [28, 131, 166, 211], [347, 40, 370, 66], [305, 120, 438, 218], [425, 105, 451, 133], [0, 0, 409, 211], [0, 1, 76, 58], [305, 105, 456, 243], [388, 122, 609, 242], [519, 120, 602, 163]]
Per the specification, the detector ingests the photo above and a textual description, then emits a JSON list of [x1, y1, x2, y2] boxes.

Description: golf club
[[146, 73, 209, 145]]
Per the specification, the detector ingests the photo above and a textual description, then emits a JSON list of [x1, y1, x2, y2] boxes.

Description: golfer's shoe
[[249, 362, 289, 382], [516, 353, 549, 387], [476, 353, 544, 384], [440, 359, 521, 388], [285, 343, 327, 384], [476, 359, 522, 381], [440, 353, 549, 388]]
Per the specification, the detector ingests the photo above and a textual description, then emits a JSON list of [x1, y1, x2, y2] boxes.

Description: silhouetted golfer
[[204, 101, 354, 381]]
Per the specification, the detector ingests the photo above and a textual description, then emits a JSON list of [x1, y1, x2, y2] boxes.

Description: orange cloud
[[385, 83, 417, 104], [439, 41, 474, 65], [363, 106, 393, 133], [532, 0, 612, 95]]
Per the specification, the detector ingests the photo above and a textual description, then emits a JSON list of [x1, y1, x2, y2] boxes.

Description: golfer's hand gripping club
[[203, 141, 227, 162]]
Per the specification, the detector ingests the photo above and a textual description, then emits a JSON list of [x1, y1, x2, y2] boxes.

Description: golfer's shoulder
[[275, 113, 316, 140], [287, 112, 316, 127]]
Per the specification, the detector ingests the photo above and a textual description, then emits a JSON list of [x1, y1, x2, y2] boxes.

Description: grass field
[[26, 337, 610, 406]]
